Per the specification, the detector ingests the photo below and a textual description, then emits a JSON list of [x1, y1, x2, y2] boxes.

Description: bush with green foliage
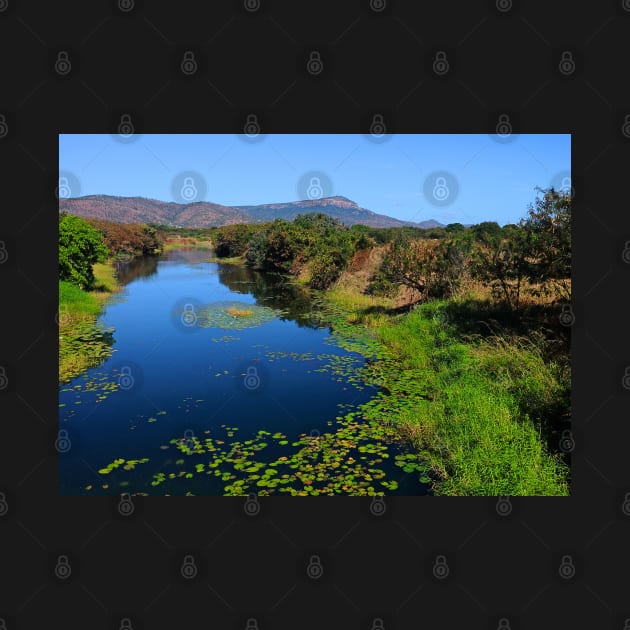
[[472, 188, 571, 308], [374, 230, 472, 300], [59, 213, 109, 288], [214, 224, 260, 257]]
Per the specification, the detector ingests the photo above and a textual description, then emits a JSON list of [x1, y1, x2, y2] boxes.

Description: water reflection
[[216, 263, 319, 328], [115, 255, 159, 285]]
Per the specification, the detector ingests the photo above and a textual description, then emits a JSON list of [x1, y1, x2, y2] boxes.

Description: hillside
[[59, 195, 443, 229]]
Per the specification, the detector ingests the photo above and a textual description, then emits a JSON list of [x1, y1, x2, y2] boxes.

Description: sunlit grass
[[326, 289, 570, 496]]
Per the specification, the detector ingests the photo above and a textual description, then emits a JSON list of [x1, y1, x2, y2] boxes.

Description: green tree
[[59, 213, 109, 288], [523, 187, 571, 300], [445, 222, 466, 233], [471, 221, 502, 246], [472, 227, 531, 310]]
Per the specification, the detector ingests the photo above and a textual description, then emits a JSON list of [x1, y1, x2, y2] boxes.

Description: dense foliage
[[211, 187, 571, 307], [85, 217, 163, 258], [214, 213, 371, 289], [59, 213, 109, 288]]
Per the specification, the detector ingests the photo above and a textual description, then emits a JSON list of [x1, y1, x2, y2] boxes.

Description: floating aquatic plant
[[186, 301, 283, 330]]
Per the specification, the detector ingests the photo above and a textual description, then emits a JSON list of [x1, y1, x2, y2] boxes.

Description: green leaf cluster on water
[[179, 301, 283, 330], [137, 415, 428, 496]]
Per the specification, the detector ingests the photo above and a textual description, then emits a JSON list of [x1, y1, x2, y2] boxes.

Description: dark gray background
[[0, 1, 629, 628]]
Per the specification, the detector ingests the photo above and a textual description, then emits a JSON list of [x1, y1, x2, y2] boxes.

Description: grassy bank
[[323, 285, 570, 496], [59, 261, 121, 383]]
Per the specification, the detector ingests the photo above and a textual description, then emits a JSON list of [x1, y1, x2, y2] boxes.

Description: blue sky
[[59, 133, 570, 226]]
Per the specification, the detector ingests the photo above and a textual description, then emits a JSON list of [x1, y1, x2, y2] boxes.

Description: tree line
[[213, 187, 571, 309]]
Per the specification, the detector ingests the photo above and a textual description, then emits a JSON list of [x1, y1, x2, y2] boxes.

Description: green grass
[[59, 261, 121, 383], [326, 293, 569, 496], [203, 255, 244, 264]]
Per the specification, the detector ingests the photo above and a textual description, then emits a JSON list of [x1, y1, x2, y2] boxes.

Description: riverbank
[[162, 236, 213, 251], [58, 261, 122, 384], [322, 281, 570, 496]]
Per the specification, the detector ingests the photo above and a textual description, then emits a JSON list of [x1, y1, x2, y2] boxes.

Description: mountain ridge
[[58, 194, 444, 229]]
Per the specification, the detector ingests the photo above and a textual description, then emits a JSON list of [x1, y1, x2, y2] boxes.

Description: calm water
[[59, 248, 429, 496]]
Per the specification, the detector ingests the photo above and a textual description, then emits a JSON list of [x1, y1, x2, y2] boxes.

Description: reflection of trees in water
[[114, 255, 159, 285], [216, 263, 317, 328]]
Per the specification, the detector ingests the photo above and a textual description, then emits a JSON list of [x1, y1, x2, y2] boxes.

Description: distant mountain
[[59, 194, 444, 229]]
